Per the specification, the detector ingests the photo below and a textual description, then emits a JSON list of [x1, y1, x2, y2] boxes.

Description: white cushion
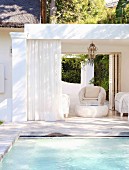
[[84, 86, 100, 98], [75, 105, 108, 118]]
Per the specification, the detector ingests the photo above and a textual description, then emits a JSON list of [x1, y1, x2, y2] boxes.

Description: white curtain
[[27, 40, 63, 121]]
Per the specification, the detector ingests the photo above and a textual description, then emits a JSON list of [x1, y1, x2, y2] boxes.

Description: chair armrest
[[79, 87, 85, 103], [98, 87, 106, 105]]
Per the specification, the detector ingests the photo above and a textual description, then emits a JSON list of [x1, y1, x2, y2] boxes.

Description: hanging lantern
[[88, 42, 98, 60]]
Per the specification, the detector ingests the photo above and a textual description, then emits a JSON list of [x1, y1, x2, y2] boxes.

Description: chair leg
[[64, 114, 68, 118], [120, 112, 123, 117]]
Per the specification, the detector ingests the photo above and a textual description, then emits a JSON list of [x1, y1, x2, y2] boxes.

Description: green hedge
[[94, 55, 109, 100], [62, 57, 81, 83], [62, 55, 109, 99], [0, 121, 3, 125]]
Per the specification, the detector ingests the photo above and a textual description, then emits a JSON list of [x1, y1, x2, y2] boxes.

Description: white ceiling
[[61, 39, 129, 46]]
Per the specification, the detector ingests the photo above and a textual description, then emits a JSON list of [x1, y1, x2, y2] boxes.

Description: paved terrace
[[0, 116, 129, 161]]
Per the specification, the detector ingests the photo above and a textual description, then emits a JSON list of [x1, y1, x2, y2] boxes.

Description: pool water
[[0, 138, 129, 170]]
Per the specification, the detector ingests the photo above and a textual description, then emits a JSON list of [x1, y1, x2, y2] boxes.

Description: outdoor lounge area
[[0, 24, 129, 122], [1, 0, 129, 169]]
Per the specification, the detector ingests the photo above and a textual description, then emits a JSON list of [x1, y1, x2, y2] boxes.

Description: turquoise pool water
[[0, 137, 129, 170]]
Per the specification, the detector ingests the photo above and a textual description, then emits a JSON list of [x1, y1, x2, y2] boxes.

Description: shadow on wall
[[62, 81, 82, 117], [12, 38, 27, 122], [0, 38, 26, 122], [0, 98, 12, 122], [0, 0, 40, 23]]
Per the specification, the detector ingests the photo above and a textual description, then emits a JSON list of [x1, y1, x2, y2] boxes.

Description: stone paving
[[0, 116, 129, 161]]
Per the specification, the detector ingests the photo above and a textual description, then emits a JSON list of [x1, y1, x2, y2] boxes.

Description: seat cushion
[[84, 86, 100, 98], [75, 105, 108, 118]]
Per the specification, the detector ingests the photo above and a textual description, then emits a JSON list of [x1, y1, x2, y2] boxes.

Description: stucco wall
[[62, 81, 81, 116], [120, 48, 129, 92], [0, 29, 12, 103]]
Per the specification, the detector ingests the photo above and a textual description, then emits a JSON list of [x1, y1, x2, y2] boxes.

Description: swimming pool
[[0, 137, 129, 170]]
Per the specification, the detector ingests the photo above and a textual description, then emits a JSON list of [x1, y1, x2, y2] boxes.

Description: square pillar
[[10, 33, 27, 122], [81, 62, 94, 87]]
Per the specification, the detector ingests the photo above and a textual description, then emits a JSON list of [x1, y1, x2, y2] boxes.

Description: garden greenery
[[62, 57, 82, 83], [47, 0, 129, 24], [0, 121, 3, 125], [62, 54, 109, 99]]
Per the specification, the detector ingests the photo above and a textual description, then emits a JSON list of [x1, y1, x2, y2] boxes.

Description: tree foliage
[[116, 0, 129, 23], [55, 0, 107, 24], [46, 0, 129, 24], [62, 55, 109, 99], [62, 57, 82, 83], [93, 55, 109, 99]]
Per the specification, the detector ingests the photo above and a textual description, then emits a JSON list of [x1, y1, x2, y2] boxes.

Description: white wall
[[62, 81, 82, 116], [121, 48, 129, 92], [0, 28, 23, 121], [0, 29, 12, 103], [11, 34, 27, 122], [81, 62, 94, 87]]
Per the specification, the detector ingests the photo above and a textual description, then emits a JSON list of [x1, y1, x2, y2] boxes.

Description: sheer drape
[[27, 40, 63, 121]]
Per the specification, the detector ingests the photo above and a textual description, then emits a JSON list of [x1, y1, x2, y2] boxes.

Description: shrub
[[62, 57, 81, 83], [94, 55, 109, 100], [0, 121, 3, 125]]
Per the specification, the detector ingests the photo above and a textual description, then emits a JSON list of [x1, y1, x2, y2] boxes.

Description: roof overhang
[[10, 24, 129, 54], [25, 24, 129, 40]]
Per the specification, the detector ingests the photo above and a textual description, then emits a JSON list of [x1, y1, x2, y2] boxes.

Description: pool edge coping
[[0, 133, 20, 162]]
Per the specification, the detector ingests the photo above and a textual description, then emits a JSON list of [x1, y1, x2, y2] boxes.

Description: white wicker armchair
[[79, 86, 106, 106], [115, 92, 129, 117]]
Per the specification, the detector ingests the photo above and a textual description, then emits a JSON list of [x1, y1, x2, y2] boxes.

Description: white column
[[109, 54, 114, 110], [10, 33, 27, 122], [81, 62, 94, 87]]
